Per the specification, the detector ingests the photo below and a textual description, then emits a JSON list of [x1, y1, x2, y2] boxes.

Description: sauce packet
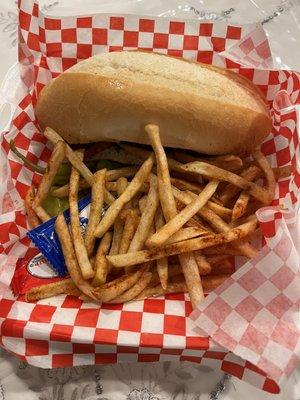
[[27, 194, 91, 276]]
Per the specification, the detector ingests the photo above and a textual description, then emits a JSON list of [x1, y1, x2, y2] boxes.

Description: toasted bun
[[35, 51, 272, 155]]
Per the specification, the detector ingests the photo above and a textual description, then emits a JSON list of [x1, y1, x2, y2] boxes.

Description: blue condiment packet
[[27, 194, 91, 276]]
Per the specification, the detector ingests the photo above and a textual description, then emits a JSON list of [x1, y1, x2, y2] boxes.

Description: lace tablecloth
[[0, 1, 299, 399]]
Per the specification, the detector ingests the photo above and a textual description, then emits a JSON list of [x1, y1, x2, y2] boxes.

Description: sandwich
[[35, 50, 272, 155]]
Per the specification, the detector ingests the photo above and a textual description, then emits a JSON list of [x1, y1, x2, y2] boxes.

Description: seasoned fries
[[34, 205, 51, 223], [109, 270, 152, 303], [55, 213, 96, 300], [183, 161, 270, 204], [146, 180, 218, 247], [93, 267, 146, 302], [69, 150, 94, 280], [107, 217, 258, 268], [219, 165, 261, 205], [173, 151, 243, 172], [179, 252, 204, 308], [166, 227, 208, 244], [45, 127, 94, 185], [33, 141, 66, 208], [25, 186, 40, 229], [119, 210, 139, 254], [94, 155, 154, 238], [232, 191, 250, 221], [25, 279, 75, 302], [146, 124, 204, 307], [253, 149, 276, 201], [85, 169, 106, 256], [128, 174, 159, 252], [93, 231, 112, 286], [154, 208, 168, 289], [25, 123, 277, 310], [109, 177, 128, 256], [173, 188, 258, 259]]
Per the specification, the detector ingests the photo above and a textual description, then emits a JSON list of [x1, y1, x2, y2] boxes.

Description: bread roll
[[35, 51, 272, 155]]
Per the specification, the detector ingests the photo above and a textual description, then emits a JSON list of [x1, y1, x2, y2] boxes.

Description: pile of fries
[[23, 124, 288, 308]]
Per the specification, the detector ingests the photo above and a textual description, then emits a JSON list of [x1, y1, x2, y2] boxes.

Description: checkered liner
[[0, 0, 299, 394]]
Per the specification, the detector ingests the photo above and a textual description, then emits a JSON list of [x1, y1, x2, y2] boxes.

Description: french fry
[[25, 278, 75, 302], [55, 213, 96, 300], [178, 252, 204, 308], [219, 165, 261, 205], [232, 191, 250, 221], [146, 180, 218, 247], [182, 209, 211, 231], [33, 141, 66, 208], [206, 201, 232, 220], [33, 205, 51, 222], [24, 186, 40, 228], [93, 267, 146, 302], [109, 177, 128, 256], [173, 151, 243, 172], [166, 227, 209, 244], [150, 264, 181, 285], [85, 169, 106, 256], [106, 166, 139, 181], [69, 150, 94, 280], [170, 177, 204, 194], [95, 154, 154, 238], [52, 180, 90, 198], [104, 189, 115, 206], [109, 218, 123, 256], [273, 166, 291, 180], [117, 177, 130, 207], [93, 231, 112, 286], [252, 149, 276, 202], [146, 126, 177, 220], [44, 127, 94, 185], [167, 258, 210, 276], [107, 217, 258, 268], [173, 187, 257, 259], [128, 174, 160, 252], [231, 151, 275, 221], [183, 161, 270, 204], [171, 178, 226, 216], [194, 251, 212, 275], [108, 271, 152, 303], [119, 210, 139, 254], [146, 124, 204, 307], [154, 208, 168, 290], [197, 204, 258, 259]]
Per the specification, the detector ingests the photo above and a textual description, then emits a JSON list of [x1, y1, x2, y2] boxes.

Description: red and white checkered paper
[[0, 0, 299, 393]]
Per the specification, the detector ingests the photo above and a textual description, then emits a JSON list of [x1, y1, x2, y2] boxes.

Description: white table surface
[[0, 1, 299, 399]]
